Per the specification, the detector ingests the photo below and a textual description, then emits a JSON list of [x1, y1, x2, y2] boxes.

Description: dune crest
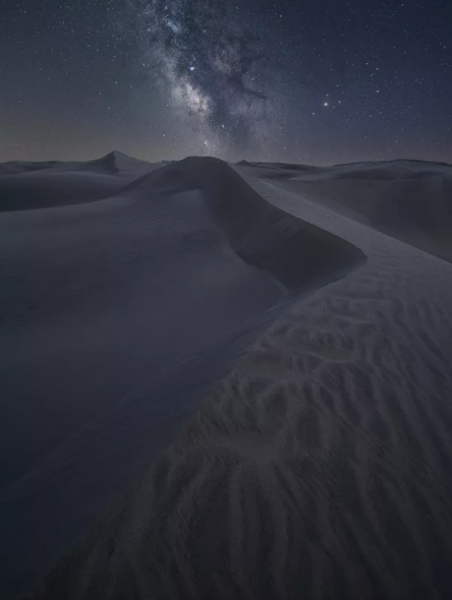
[[242, 158, 452, 263]]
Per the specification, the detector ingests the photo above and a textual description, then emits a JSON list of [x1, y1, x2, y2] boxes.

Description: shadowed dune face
[[246, 159, 452, 263], [0, 160, 61, 174], [0, 171, 125, 211], [1, 151, 131, 176], [0, 156, 366, 599], [0, 152, 159, 212], [127, 157, 366, 291], [0, 164, 18, 175]]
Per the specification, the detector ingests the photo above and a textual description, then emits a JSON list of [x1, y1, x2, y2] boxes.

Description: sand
[[247, 159, 452, 263], [21, 157, 452, 600], [0, 155, 363, 599], [0, 152, 164, 212]]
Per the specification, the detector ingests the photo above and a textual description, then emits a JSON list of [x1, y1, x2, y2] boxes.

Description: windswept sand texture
[[27, 159, 452, 600], [0, 156, 363, 598]]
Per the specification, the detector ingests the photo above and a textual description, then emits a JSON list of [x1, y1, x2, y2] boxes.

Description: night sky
[[1, 0, 451, 165]]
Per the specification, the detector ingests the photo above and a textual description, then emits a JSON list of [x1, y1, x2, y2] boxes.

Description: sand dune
[[0, 160, 61, 174], [0, 152, 162, 212], [0, 170, 127, 212], [246, 159, 452, 263], [0, 156, 363, 598], [27, 159, 452, 600], [0, 151, 157, 176], [0, 164, 17, 176]]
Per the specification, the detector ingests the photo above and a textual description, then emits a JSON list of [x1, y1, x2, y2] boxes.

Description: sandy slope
[[247, 159, 452, 263], [0, 156, 363, 599], [0, 151, 160, 176], [0, 164, 17, 176], [29, 160, 452, 600], [0, 152, 161, 212]]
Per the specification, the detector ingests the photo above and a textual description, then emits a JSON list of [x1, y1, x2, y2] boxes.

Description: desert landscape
[[3, 0, 451, 596], [1, 154, 452, 599]]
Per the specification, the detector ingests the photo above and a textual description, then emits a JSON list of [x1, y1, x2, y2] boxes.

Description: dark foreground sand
[[20, 157, 452, 600], [0, 155, 364, 598]]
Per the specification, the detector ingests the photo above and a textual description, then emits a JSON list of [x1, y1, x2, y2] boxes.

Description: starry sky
[[1, 0, 451, 165]]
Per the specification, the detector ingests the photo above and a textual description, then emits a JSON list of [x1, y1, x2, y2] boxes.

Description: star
[[2, 0, 450, 167]]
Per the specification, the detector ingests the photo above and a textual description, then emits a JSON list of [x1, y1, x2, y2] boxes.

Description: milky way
[[133, 0, 273, 154], [1, 0, 451, 164]]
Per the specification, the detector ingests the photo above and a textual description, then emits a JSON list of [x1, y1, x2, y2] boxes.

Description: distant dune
[[0, 154, 364, 599], [241, 159, 452, 263], [0, 152, 162, 212], [0, 151, 156, 176], [0, 164, 18, 175]]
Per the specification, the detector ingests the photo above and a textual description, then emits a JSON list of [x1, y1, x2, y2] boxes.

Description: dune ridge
[[28, 161, 452, 600], [240, 159, 452, 263], [126, 157, 366, 290]]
